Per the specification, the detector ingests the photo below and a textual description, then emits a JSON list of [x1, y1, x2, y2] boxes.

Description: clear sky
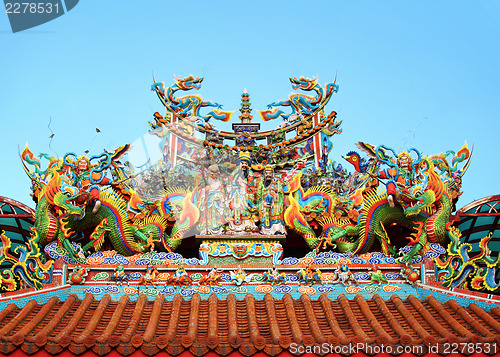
[[1, 1, 499, 209]]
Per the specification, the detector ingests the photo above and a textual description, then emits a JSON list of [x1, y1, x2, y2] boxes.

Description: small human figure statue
[[271, 265, 280, 280], [73, 156, 114, 213], [233, 265, 246, 286], [264, 266, 275, 283], [321, 136, 329, 166], [212, 267, 225, 284], [370, 152, 415, 208], [340, 263, 349, 275], [267, 264, 286, 284], [207, 267, 220, 280], [448, 171, 463, 211], [313, 267, 322, 284], [305, 262, 314, 280], [256, 165, 286, 235], [173, 263, 188, 279], [115, 265, 126, 277], [332, 263, 358, 286], [264, 178, 278, 207], [300, 262, 321, 284], [111, 265, 129, 285], [144, 265, 153, 280], [138, 264, 158, 288]]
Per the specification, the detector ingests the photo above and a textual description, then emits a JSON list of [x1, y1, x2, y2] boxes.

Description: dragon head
[[290, 76, 318, 91], [175, 75, 203, 90], [398, 186, 436, 216], [45, 173, 89, 217], [399, 158, 446, 216]]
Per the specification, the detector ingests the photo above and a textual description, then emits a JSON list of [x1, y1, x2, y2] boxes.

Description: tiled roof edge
[[0, 285, 71, 310], [416, 284, 500, 311]]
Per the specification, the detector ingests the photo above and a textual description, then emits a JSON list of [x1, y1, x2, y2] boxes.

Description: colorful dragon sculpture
[[435, 229, 500, 291], [321, 185, 451, 261], [319, 149, 470, 262], [258, 76, 338, 122], [283, 171, 337, 249], [31, 174, 163, 261], [22, 140, 472, 266], [20, 69, 473, 269], [0, 229, 53, 291], [151, 75, 233, 127], [21, 145, 200, 262]]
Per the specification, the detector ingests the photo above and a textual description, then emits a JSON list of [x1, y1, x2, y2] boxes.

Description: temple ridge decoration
[[2, 73, 494, 300], [2, 73, 500, 357], [17, 75, 473, 262]]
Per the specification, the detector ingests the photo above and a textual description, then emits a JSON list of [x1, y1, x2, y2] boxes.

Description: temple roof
[[1, 292, 499, 356], [0, 196, 35, 265], [454, 194, 500, 254], [0, 196, 34, 246]]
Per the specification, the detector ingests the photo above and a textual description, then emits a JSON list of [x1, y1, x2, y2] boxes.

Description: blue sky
[[1, 1, 499, 208]]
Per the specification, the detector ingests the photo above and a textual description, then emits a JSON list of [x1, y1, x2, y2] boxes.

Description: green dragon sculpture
[[0, 229, 53, 291], [151, 75, 233, 127], [320, 159, 455, 262], [435, 229, 500, 291], [33, 173, 165, 261], [258, 75, 339, 122]]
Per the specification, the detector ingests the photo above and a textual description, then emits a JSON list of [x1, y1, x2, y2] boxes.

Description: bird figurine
[[343, 151, 369, 173]]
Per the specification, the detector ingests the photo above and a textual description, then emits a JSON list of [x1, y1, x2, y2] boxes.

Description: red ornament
[[403, 267, 413, 276], [70, 274, 82, 284], [407, 271, 419, 283]]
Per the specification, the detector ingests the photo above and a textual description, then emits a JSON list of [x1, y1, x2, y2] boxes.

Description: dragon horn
[[334, 71, 337, 84], [461, 142, 473, 175], [408, 147, 422, 167], [19, 145, 35, 180]]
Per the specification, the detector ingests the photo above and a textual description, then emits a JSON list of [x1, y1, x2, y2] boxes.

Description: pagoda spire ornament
[[239, 88, 253, 123], [233, 89, 260, 145]]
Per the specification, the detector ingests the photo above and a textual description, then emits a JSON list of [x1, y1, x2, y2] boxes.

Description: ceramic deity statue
[[227, 151, 258, 234], [198, 164, 229, 235], [256, 165, 286, 235]]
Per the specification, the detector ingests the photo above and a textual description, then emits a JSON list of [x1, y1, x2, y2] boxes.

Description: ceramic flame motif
[[124, 286, 138, 294], [345, 286, 362, 294], [255, 284, 273, 293], [195, 286, 210, 294], [298, 286, 316, 295]]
